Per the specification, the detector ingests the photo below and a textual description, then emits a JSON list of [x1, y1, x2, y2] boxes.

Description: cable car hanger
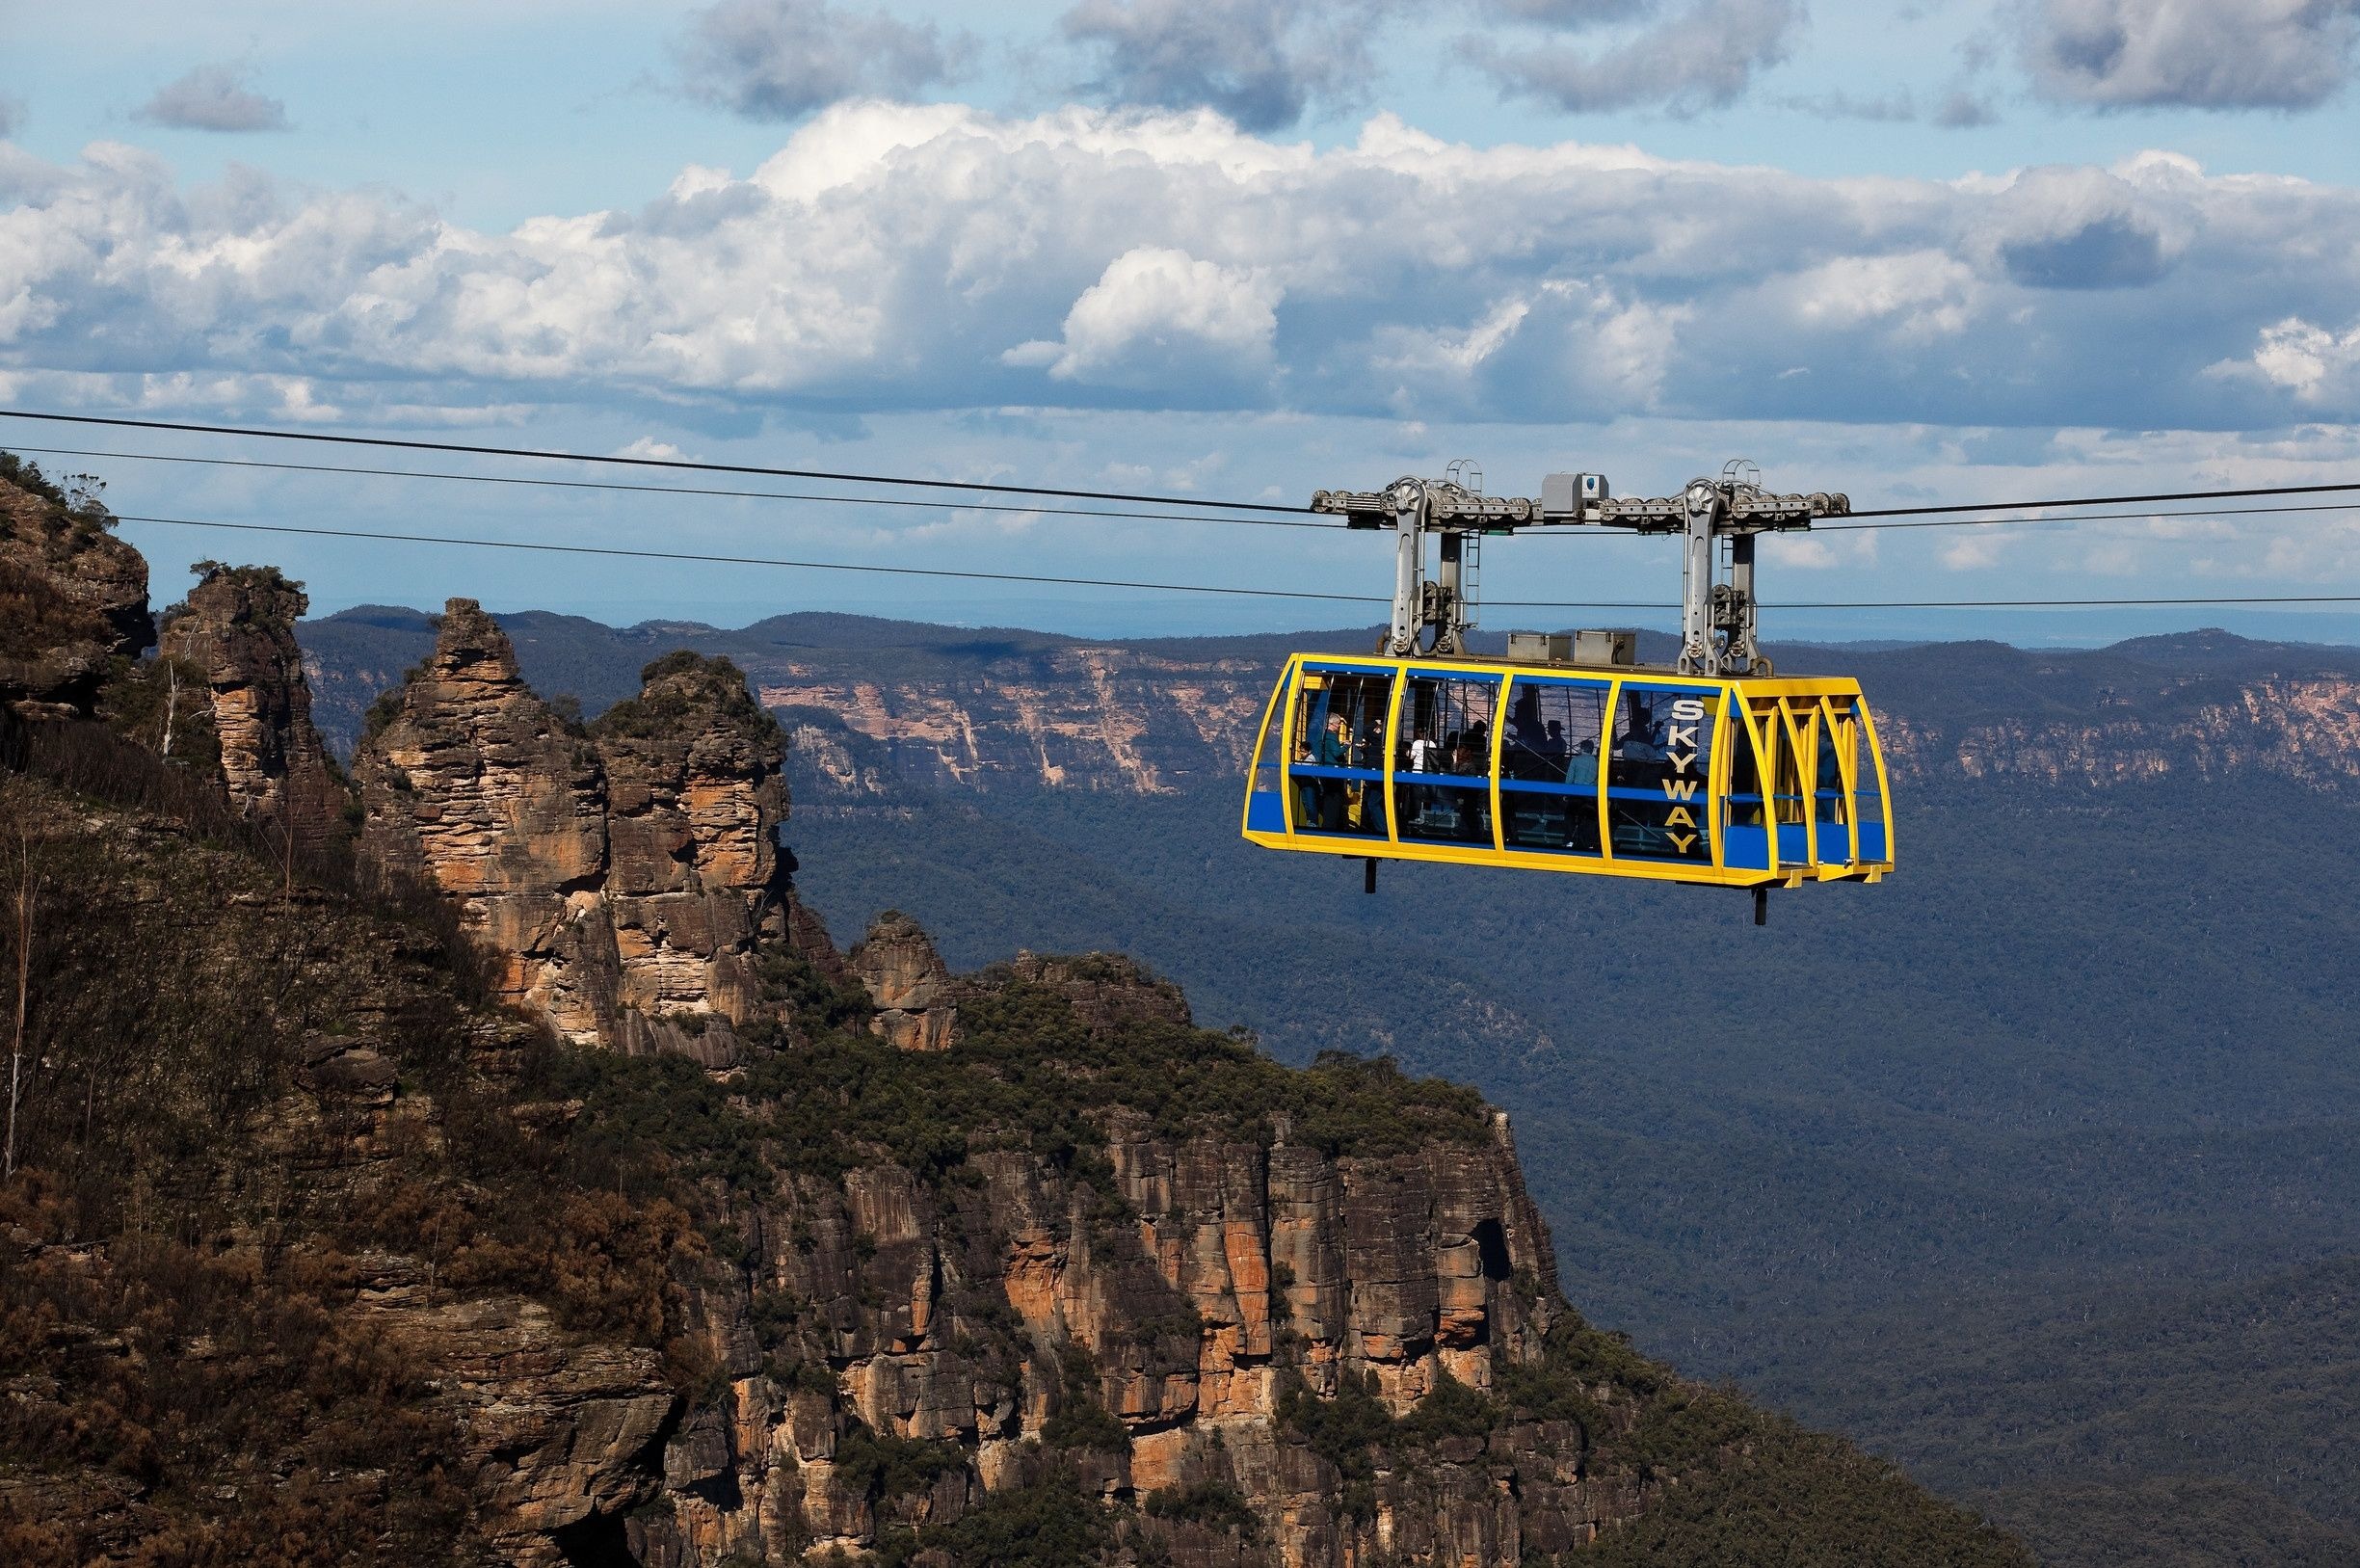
[[1309, 458, 1850, 674], [1250, 461, 1888, 925]]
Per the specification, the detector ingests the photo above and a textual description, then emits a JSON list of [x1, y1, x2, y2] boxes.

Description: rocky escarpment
[[2, 487, 2029, 1566], [0, 461, 150, 717], [351, 601, 791, 1059], [158, 561, 346, 843], [299, 606, 2360, 802]]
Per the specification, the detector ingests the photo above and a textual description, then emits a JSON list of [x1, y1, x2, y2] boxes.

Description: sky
[[4, 0, 2360, 645]]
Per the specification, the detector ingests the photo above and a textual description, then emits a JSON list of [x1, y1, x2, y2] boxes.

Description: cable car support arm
[[1311, 461, 1850, 674]]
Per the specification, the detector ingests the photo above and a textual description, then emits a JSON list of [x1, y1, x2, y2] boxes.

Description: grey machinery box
[[1573, 628, 1638, 667]]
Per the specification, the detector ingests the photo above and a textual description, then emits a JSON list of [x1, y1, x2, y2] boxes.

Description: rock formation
[[0, 502, 2029, 1566], [633, 1077, 1588, 1565], [592, 651, 790, 1059], [0, 463, 151, 717], [158, 562, 346, 843], [352, 601, 792, 1058], [352, 598, 617, 1044], [849, 912, 958, 1050]]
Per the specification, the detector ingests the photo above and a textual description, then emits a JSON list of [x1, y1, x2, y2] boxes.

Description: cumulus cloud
[[2022, 0, 2360, 110], [2214, 315, 2360, 404], [676, 0, 968, 120], [135, 65, 290, 133], [1006, 248, 1282, 391], [6, 107, 2360, 432], [1464, 0, 1805, 115], [1982, 164, 2183, 288], [1059, 0, 1387, 130]]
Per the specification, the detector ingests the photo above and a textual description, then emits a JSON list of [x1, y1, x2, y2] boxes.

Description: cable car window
[[1607, 686, 1717, 864], [1770, 704, 1808, 825], [1851, 697, 1888, 862], [1288, 665, 1392, 838], [1394, 673, 1498, 846], [1816, 703, 1851, 826], [1813, 700, 1854, 864], [1245, 677, 1287, 833], [1500, 678, 1604, 856], [1727, 709, 1765, 825], [1722, 707, 1771, 870]]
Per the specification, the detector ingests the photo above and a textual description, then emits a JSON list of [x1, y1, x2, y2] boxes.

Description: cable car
[[1241, 463, 1895, 921]]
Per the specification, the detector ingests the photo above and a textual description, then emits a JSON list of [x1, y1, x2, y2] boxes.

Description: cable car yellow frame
[[1240, 651, 1895, 890]]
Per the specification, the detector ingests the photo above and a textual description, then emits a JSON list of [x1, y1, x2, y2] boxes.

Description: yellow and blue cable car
[[1242, 464, 1895, 920], [1241, 651, 1894, 890]]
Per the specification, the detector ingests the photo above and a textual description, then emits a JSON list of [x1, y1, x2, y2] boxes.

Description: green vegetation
[[833, 1421, 967, 1503], [1142, 1479, 1259, 1537], [870, 1460, 1109, 1568], [590, 651, 782, 750], [549, 964, 1492, 1201], [0, 449, 68, 505], [1578, 1430, 2029, 1567], [1040, 1347, 1130, 1455]]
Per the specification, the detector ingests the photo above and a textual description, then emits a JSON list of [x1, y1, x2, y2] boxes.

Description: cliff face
[[3, 508, 2028, 1566], [0, 465, 151, 717], [778, 636, 2360, 800], [158, 562, 346, 842], [293, 605, 2360, 806], [768, 646, 1274, 797], [352, 601, 791, 1059], [624, 1034, 1600, 1566]]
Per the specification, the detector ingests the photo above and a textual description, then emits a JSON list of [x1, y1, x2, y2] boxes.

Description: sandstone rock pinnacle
[[159, 562, 346, 844], [849, 912, 958, 1050], [353, 604, 793, 1056]]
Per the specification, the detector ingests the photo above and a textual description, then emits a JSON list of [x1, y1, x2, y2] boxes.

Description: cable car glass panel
[[1851, 696, 1889, 863], [1606, 685, 1719, 864], [1287, 663, 1393, 838], [1394, 672, 1498, 846], [1769, 702, 1812, 865], [1814, 698, 1854, 864], [1499, 677, 1605, 856], [1722, 703, 1771, 871], [1244, 677, 1286, 834]]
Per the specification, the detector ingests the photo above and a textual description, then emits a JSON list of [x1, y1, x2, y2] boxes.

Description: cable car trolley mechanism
[[1240, 461, 1896, 923]]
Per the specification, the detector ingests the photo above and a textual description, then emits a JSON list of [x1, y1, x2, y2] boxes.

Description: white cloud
[[135, 65, 290, 133], [2022, 0, 2360, 110], [0, 97, 23, 140], [5, 103, 2360, 433], [676, 0, 969, 120], [2216, 315, 2360, 405], [1776, 252, 1982, 339], [1010, 247, 1283, 389]]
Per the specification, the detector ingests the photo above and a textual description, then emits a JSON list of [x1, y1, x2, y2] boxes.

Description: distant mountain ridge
[[302, 605, 2360, 800]]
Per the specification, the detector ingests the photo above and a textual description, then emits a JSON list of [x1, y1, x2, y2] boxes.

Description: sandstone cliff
[[158, 562, 346, 843], [0, 461, 150, 718], [1, 721, 2029, 1566], [297, 607, 2360, 803], [351, 601, 793, 1059], [1, 500, 2027, 1566]]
